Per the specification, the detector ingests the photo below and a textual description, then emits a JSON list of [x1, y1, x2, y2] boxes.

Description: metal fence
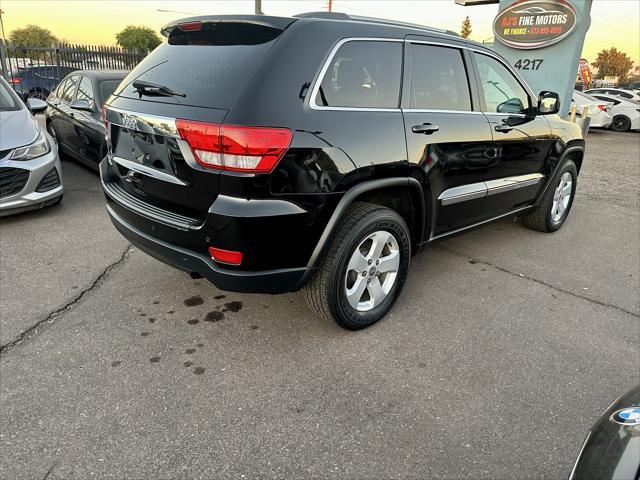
[[0, 42, 144, 99]]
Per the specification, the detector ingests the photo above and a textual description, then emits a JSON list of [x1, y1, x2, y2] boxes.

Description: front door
[[402, 40, 495, 237], [471, 52, 555, 218]]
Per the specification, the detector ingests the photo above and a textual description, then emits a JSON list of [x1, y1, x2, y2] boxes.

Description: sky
[[1, 0, 638, 65]]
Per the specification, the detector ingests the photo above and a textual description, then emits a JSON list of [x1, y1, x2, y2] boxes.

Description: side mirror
[[70, 98, 93, 112], [538, 91, 560, 115], [26, 98, 47, 114]]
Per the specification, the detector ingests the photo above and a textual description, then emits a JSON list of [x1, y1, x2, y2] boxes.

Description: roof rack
[[293, 11, 460, 37]]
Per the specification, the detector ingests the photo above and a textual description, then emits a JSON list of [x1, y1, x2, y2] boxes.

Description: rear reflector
[[176, 120, 292, 173], [208, 247, 243, 266]]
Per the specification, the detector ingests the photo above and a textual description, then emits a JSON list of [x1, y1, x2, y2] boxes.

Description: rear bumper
[[106, 204, 311, 294], [588, 111, 613, 128]]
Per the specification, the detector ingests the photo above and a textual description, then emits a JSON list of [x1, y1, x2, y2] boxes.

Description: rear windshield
[[100, 80, 122, 103], [114, 23, 282, 109]]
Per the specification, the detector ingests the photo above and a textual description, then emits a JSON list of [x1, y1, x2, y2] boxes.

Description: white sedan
[[585, 87, 640, 104], [572, 90, 613, 128], [589, 93, 640, 132]]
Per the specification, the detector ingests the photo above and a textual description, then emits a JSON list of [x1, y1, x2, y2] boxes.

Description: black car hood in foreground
[[570, 385, 640, 480]]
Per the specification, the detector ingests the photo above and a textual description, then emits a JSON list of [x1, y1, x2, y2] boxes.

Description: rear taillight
[[208, 247, 243, 266], [176, 120, 292, 173], [597, 104, 607, 111], [9, 77, 23, 84]]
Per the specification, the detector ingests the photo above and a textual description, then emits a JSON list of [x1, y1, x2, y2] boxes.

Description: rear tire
[[522, 159, 577, 233], [610, 115, 631, 132], [305, 202, 411, 330]]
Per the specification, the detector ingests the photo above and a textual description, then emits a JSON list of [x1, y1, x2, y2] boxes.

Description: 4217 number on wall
[[514, 58, 544, 70]]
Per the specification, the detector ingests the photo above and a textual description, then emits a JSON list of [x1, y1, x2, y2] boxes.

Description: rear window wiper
[[132, 80, 186, 98]]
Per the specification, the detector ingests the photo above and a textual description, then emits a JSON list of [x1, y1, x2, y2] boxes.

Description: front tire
[[522, 159, 577, 233], [305, 202, 411, 330]]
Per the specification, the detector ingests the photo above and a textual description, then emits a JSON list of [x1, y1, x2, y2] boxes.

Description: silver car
[[0, 76, 63, 216]]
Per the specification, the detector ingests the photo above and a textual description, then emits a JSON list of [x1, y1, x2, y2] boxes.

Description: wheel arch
[[535, 142, 584, 206], [563, 141, 585, 173], [305, 178, 425, 269]]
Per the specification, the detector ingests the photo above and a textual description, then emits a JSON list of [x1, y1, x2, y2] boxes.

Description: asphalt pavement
[[0, 128, 638, 479]]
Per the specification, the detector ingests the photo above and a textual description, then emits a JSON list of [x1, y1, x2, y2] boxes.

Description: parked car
[[101, 13, 584, 329], [46, 70, 128, 169], [585, 87, 640, 104], [569, 384, 639, 480], [7, 65, 77, 102], [0, 76, 63, 216], [572, 90, 613, 128], [589, 93, 640, 132]]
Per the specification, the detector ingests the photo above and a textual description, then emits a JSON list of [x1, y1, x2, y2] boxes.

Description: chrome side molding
[[438, 182, 486, 206], [438, 173, 544, 206]]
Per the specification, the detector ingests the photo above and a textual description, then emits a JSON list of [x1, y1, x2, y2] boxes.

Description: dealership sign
[[494, 0, 577, 49]]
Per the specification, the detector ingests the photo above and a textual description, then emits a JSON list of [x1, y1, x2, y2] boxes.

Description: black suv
[[101, 12, 584, 329]]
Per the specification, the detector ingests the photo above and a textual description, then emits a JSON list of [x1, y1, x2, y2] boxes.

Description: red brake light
[[176, 120, 292, 173], [178, 21, 202, 32], [10, 77, 23, 84], [208, 247, 243, 266], [597, 104, 607, 111]]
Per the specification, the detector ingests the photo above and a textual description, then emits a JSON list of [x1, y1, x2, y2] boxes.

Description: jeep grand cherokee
[[101, 12, 584, 329]]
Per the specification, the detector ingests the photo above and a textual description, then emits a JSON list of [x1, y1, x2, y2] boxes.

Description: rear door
[[68, 75, 104, 166], [471, 51, 554, 217], [401, 39, 494, 237], [51, 74, 80, 151], [103, 21, 290, 220]]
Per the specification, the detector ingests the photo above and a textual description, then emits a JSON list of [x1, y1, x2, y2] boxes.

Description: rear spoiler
[[161, 15, 296, 37]]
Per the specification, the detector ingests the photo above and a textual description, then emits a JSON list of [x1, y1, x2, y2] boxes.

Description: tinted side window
[[315, 41, 402, 109], [594, 95, 619, 105], [474, 53, 530, 114], [60, 76, 79, 102], [409, 44, 471, 111], [76, 76, 95, 109]]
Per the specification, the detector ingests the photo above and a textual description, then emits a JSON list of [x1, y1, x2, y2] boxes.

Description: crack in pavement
[[0, 245, 133, 357], [436, 246, 640, 319]]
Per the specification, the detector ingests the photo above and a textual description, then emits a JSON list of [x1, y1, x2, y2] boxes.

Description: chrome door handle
[[412, 123, 440, 135]]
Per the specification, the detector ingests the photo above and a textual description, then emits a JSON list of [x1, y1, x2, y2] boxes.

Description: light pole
[[0, 9, 8, 79], [0, 8, 6, 44]]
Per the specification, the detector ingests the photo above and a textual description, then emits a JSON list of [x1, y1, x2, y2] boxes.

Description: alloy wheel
[[344, 230, 400, 312], [612, 116, 631, 132], [551, 172, 573, 223]]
